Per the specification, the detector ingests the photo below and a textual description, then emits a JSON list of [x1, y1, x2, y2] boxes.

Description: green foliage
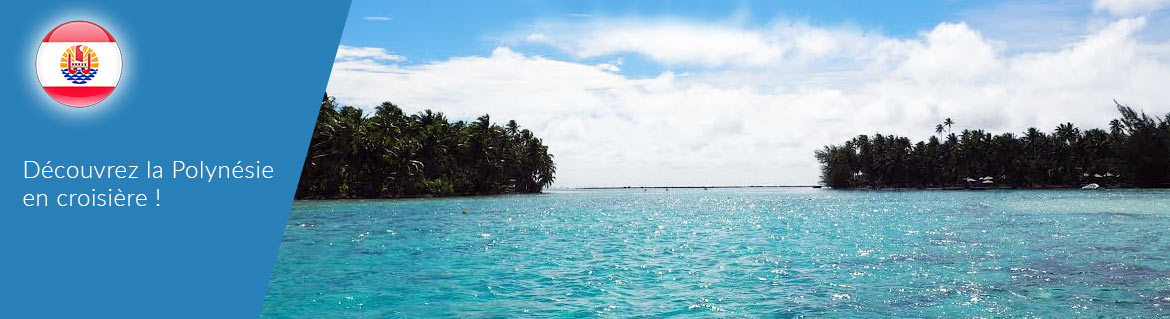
[[816, 101, 1170, 189], [295, 94, 556, 198]]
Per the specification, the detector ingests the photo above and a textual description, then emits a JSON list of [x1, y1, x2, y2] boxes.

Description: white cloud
[[327, 18, 1170, 187], [521, 19, 886, 68], [525, 32, 551, 43], [335, 45, 405, 62], [1094, 0, 1170, 15], [891, 22, 1004, 83], [363, 16, 393, 21]]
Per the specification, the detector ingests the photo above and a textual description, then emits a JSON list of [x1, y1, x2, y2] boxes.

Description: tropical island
[[815, 102, 1170, 189], [294, 94, 556, 199]]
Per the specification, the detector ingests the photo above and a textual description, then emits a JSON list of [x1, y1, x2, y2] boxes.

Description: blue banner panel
[[0, 1, 351, 318]]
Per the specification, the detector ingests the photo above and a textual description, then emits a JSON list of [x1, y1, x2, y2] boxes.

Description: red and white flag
[[36, 21, 122, 107]]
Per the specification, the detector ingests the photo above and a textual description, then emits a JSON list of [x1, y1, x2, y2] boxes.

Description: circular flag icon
[[36, 21, 122, 107]]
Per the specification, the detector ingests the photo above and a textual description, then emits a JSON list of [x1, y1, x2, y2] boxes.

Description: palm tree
[[816, 102, 1170, 189], [1109, 119, 1124, 137], [294, 95, 557, 198]]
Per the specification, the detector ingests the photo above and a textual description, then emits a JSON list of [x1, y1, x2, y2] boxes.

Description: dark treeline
[[815, 102, 1170, 189], [295, 94, 556, 199]]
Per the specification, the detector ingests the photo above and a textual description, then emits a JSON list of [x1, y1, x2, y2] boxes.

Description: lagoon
[[262, 188, 1170, 318]]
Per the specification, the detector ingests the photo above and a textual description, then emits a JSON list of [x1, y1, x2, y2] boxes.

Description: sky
[[326, 0, 1170, 188]]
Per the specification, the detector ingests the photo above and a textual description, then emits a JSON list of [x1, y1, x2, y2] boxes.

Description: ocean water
[[261, 189, 1170, 318]]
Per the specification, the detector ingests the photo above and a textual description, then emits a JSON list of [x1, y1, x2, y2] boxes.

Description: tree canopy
[[295, 94, 556, 199], [815, 102, 1170, 189]]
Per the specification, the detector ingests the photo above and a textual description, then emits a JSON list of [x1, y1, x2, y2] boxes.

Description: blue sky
[[339, 1, 1134, 72], [327, 0, 1170, 187], [342, 1, 974, 50]]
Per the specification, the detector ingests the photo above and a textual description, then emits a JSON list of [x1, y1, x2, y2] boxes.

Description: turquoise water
[[262, 189, 1170, 318]]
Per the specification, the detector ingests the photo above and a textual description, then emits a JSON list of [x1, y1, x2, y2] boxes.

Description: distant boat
[[1081, 183, 1100, 189]]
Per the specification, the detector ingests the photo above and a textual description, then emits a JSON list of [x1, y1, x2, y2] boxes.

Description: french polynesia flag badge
[[36, 21, 122, 107]]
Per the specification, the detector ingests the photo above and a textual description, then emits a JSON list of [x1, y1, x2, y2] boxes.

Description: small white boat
[[1081, 183, 1100, 189]]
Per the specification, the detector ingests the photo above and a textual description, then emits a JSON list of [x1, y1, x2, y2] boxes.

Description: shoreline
[[291, 184, 1170, 201], [293, 191, 549, 201], [826, 184, 1164, 191]]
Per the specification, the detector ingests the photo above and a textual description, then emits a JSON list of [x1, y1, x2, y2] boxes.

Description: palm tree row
[[295, 94, 556, 199], [815, 101, 1170, 189]]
